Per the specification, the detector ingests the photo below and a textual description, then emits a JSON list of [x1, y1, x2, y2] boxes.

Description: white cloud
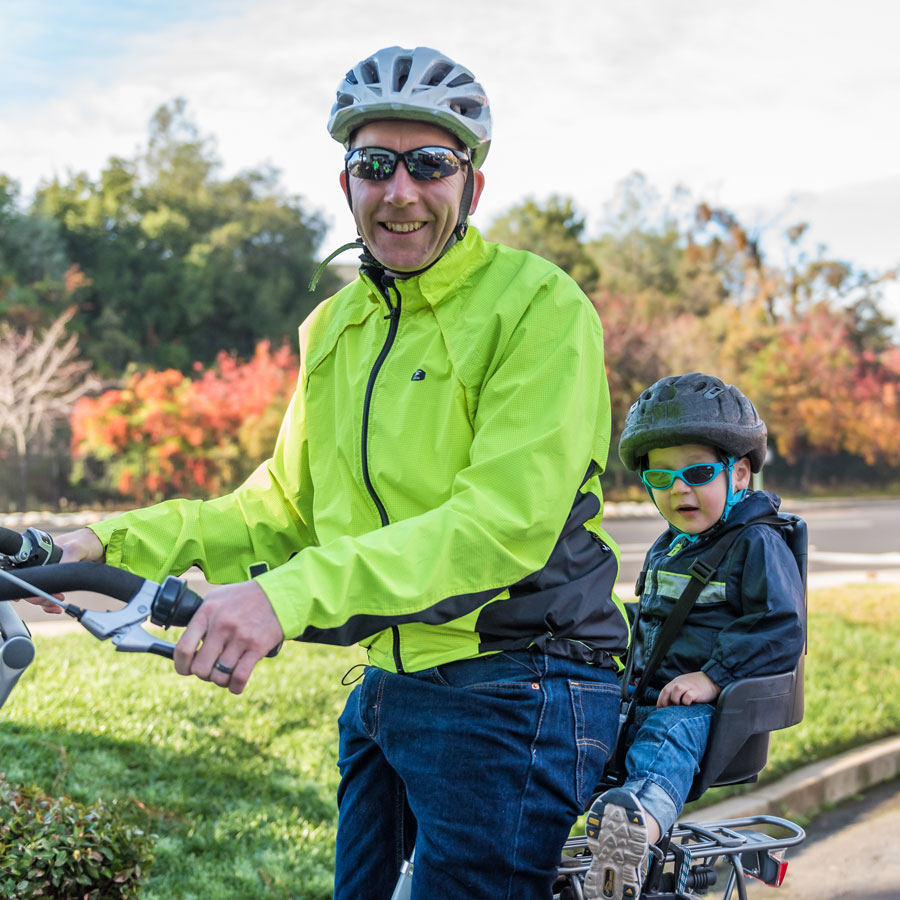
[[1, 0, 898, 280]]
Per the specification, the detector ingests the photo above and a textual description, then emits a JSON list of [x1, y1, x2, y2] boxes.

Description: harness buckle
[[687, 558, 716, 584]]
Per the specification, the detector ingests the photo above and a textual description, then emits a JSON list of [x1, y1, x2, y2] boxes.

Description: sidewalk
[[694, 734, 900, 823]]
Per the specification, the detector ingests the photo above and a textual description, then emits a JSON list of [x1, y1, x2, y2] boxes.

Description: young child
[[584, 373, 805, 900]]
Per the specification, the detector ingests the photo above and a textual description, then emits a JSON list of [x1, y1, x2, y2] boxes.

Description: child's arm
[[657, 671, 721, 707], [702, 527, 805, 688]]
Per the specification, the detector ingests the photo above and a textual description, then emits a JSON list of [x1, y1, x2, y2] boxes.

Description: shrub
[[0, 774, 155, 899], [70, 340, 299, 502]]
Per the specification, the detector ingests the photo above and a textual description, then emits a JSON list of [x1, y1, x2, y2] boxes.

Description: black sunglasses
[[345, 146, 469, 182]]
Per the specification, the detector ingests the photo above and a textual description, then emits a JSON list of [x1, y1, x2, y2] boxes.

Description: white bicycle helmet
[[328, 46, 492, 168]]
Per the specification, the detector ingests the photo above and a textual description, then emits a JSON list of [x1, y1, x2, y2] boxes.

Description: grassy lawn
[[1, 583, 898, 899]]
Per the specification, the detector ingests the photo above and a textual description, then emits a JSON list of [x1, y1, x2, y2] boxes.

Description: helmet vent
[[451, 98, 482, 119], [704, 386, 724, 399], [344, 70, 358, 85], [448, 73, 474, 88], [394, 57, 412, 91], [360, 61, 380, 85], [423, 62, 453, 86]]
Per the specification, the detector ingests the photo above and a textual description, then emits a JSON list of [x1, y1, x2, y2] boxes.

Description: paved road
[[606, 496, 900, 591], [744, 777, 900, 900], [7, 496, 900, 625]]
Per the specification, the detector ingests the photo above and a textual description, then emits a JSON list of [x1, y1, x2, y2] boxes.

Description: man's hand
[[17, 528, 105, 613], [657, 671, 721, 708], [173, 580, 284, 695]]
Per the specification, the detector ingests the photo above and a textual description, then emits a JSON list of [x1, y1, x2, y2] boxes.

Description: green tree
[[486, 195, 599, 291], [0, 177, 71, 330], [33, 99, 339, 373]]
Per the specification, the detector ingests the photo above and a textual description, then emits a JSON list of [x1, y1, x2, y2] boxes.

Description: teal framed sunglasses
[[640, 462, 727, 491]]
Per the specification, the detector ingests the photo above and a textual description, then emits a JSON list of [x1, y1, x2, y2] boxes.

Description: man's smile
[[382, 221, 426, 233]]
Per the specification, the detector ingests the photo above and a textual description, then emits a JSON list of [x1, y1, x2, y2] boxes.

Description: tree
[[71, 341, 299, 502], [34, 99, 339, 373], [0, 300, 99, 508], [486, 195, 600, 291], [0, 176, 71, 330]]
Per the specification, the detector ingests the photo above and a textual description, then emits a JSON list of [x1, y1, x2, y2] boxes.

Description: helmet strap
[[719, 456, 746, 524]]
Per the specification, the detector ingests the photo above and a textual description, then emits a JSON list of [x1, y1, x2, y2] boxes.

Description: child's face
[[645, 444, 751, 535]]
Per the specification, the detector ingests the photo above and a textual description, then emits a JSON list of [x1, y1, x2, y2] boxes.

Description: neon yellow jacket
[[89, 227, 630, 672]]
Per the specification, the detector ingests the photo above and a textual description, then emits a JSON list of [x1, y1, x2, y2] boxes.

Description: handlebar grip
[[0, 526, 62, 568], [151, 577, 281, 658], [151, 576, 204, 629]]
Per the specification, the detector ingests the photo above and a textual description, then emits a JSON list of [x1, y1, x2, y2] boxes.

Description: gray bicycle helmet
[[618, 373, 768, 472], [328, 46, 492, 168]]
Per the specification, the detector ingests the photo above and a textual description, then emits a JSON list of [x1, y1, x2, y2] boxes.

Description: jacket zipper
[[361, 274, 404, 673]]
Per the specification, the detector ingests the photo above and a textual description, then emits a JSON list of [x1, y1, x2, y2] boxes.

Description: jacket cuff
[[701, 660, 734, 688]]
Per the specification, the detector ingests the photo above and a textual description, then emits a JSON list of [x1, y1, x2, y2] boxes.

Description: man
[[39, 46, 629, 898]]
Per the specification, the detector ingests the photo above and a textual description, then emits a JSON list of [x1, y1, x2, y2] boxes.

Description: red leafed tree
[[71, 341, 298, 501], [740, 303, 900, 479]]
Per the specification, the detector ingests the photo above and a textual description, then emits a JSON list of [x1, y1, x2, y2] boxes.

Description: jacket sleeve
[[88, 356, 317, 583], [257, 277, 612, 644], [702, 527, 805, 687]]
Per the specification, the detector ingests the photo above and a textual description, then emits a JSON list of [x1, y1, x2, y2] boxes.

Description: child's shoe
[[583, 788, 649, 900]]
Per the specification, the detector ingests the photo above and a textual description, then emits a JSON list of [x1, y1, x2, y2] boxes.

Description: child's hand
[[657, 671, 721, 707]]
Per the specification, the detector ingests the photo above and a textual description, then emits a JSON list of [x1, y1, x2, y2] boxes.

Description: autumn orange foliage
[[71, 342, 299, 501]]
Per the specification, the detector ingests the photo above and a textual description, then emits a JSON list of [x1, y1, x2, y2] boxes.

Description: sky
[[2, 0, 899, 312]]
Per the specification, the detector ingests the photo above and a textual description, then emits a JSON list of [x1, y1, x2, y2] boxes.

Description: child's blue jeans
[[621, 700, 715, 835], [333, 648, 619, 899]]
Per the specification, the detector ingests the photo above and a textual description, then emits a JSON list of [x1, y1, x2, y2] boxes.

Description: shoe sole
[[583, 789, 648, 900]]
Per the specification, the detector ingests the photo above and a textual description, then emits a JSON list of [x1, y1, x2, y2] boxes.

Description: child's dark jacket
[[630, 490, 805, 691]]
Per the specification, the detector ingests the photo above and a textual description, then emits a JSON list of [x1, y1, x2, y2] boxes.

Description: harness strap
[[610, 514, 787, 775]]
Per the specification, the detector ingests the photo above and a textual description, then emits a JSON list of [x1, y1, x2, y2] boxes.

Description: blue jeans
[[622, 702, 715, 835], [333, 649, 619, 900]]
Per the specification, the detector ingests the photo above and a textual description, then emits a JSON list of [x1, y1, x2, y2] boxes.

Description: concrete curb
[[694, 733, 900, 822]]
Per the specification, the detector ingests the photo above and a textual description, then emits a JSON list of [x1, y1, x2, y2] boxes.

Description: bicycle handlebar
[[0, 561, 146, 604], [0, 525, 281, 710]]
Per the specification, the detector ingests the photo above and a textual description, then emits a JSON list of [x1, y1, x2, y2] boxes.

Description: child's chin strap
[[720, 456, 745, 524]]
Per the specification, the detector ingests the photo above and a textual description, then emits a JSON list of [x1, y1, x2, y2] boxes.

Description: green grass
[[1, 636, 365, 900], [2, 583, 898, 898]]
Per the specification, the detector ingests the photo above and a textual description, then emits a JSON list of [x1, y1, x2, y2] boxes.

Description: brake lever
[[0, 566, 177, 658], [78, 580, 177, 658], [0, 564, 281, 662]]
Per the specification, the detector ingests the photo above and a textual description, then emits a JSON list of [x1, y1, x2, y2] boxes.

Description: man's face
[[340, 119, 485, 273]]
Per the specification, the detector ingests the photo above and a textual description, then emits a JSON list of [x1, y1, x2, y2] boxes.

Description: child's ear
[[733, 457, 752, 491]]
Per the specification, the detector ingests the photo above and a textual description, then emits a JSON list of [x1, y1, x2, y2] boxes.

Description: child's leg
[[583, 703, 714, 900], [622, 702, 715, 836]]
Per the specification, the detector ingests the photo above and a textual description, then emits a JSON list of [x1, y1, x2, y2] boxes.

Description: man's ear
[[339, 169, 349, 203]]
